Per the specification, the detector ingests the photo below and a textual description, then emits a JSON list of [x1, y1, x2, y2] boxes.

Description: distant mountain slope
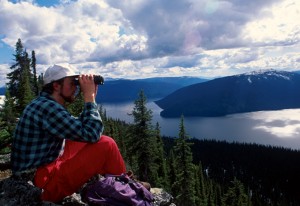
[[0, 77, 208, 103], [155, 70, 300, 117], [0, 87, 5, 95], [96, 77, 207, 103]]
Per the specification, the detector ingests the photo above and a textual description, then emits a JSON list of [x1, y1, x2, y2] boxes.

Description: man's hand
[[78, 74, 98, 103]]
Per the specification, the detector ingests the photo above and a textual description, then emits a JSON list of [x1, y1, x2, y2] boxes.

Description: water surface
[[101, 101, 300, 150]]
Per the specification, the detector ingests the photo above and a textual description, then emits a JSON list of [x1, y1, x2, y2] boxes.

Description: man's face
[[59, 77, 78, 103]]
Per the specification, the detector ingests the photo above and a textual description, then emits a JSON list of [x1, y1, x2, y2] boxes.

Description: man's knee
[[90, 135, 119, 153], [99, 135, 118, 146]]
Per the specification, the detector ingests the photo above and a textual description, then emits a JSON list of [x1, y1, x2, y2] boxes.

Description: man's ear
[[52, 81, 61, 92]]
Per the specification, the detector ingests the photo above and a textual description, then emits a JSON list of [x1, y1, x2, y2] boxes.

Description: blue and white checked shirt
[[11, 92, 103, 173]]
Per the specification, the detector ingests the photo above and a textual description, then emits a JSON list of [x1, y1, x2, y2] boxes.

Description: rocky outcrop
[[0, 154, 175, 206], [151, 188, 175, 206], [0, 176, 175, 206], [0, 176, 43, 206]]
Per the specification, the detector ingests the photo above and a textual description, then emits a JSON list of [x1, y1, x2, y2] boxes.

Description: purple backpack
[[82, 173, 154, 206]]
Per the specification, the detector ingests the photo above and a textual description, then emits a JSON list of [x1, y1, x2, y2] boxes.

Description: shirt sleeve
[[43, 101, 103, 142]]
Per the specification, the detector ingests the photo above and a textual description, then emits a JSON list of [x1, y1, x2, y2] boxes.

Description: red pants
[[34, 135, 126, 202]]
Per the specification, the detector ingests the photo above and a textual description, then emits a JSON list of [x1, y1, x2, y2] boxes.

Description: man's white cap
[[43, 64, 79, 85]]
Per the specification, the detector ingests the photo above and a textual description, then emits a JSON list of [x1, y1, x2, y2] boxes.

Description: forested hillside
[[100, 101, 300, 205], [156, 70, 300, 117], [96, 77, 207, 103], [163, 137, 300, 205], [0, 88, 5, 95]]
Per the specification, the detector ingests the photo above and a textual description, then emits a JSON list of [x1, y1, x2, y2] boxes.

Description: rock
[[0, 176, 176, 206], [61, 193, 87, 206], [151, 188, 175, 206], [0, 154, 176, 205], [0, 154, 11, 171], [0, 176, 86, 206], [0, 177, 42, 206]]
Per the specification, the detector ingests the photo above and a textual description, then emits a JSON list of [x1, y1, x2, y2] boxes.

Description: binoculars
[[74, 75, 104, 85]]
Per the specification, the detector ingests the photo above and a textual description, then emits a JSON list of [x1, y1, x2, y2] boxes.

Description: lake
[[100, 100, 300, 150]]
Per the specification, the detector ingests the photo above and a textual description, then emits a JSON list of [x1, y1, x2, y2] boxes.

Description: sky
[[0, 0, 299, 87]]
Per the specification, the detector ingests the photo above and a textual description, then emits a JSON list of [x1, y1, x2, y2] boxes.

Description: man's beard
[[60, 92, 75, 103]]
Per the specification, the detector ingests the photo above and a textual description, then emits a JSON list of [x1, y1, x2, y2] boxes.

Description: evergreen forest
[[1, 39, 300, 206]]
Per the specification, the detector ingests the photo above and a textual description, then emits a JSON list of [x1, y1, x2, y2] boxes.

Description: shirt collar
[[40, 92, 56, 102]]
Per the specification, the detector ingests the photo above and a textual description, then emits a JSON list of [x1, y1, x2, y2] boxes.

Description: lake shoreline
[[100, 100, 300, 150]]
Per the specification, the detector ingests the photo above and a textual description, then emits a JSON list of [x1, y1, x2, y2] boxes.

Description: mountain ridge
[[0, 77, 208, 103], [96, 76, 208, 103], [155, 70, 300, 117]]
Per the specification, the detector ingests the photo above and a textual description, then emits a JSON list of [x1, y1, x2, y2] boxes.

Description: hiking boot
[[126, 170, 151, 191]]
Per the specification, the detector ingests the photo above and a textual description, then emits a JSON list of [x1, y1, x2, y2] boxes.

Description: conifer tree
[[167, 149, 177, 194], [31, 50, 39, 96], [0, 89, 16, 152], [128, 90, 158, 184], [98, 105, 107, 121], [1, 89, 17, 136], [153, 122, 168, 188], [195, 162, 208, 206], [16, 51, 34, 113], [214, 184, 222, 206], [107, 118, 129, 160], [222, 178, 250, 206], [7, 38, 25, 98], [207, 179, 216, 206], [6, 39, 35, 114], [116, 121, 128, 160], [104, 118, 123, 145], [172, 115, 196, 206], [194, 165, 201, 205], [37, 73, 44, 91], [0, 122, 10, 154], [124, 125, 139, 173]]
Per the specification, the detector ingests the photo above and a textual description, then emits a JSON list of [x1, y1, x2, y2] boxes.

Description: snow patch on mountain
[[238, 69, 293, 82], [247, 77, 252, 83]]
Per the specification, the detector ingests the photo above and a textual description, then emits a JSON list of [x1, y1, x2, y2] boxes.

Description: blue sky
[[0, 0, 299, 86], [8, 0, 62, 7]]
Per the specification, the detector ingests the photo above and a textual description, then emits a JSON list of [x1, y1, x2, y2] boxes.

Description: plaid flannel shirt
[[11, 92, 103, 173]]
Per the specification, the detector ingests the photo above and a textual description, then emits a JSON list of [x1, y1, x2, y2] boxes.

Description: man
[[11, 64, 126, 202]]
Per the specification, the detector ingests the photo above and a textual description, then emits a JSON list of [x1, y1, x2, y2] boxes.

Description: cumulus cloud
[[0, 64, 10, 86], [108, 0, 283, 51], [0, 0, 299, 84], [0, 0, 147, 64]]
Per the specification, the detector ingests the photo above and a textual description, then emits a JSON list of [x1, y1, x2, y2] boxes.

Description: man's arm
[[44, 99, 103, 143]]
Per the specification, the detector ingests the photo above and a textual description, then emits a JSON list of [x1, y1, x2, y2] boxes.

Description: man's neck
[[51, 93, 65, 106]]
